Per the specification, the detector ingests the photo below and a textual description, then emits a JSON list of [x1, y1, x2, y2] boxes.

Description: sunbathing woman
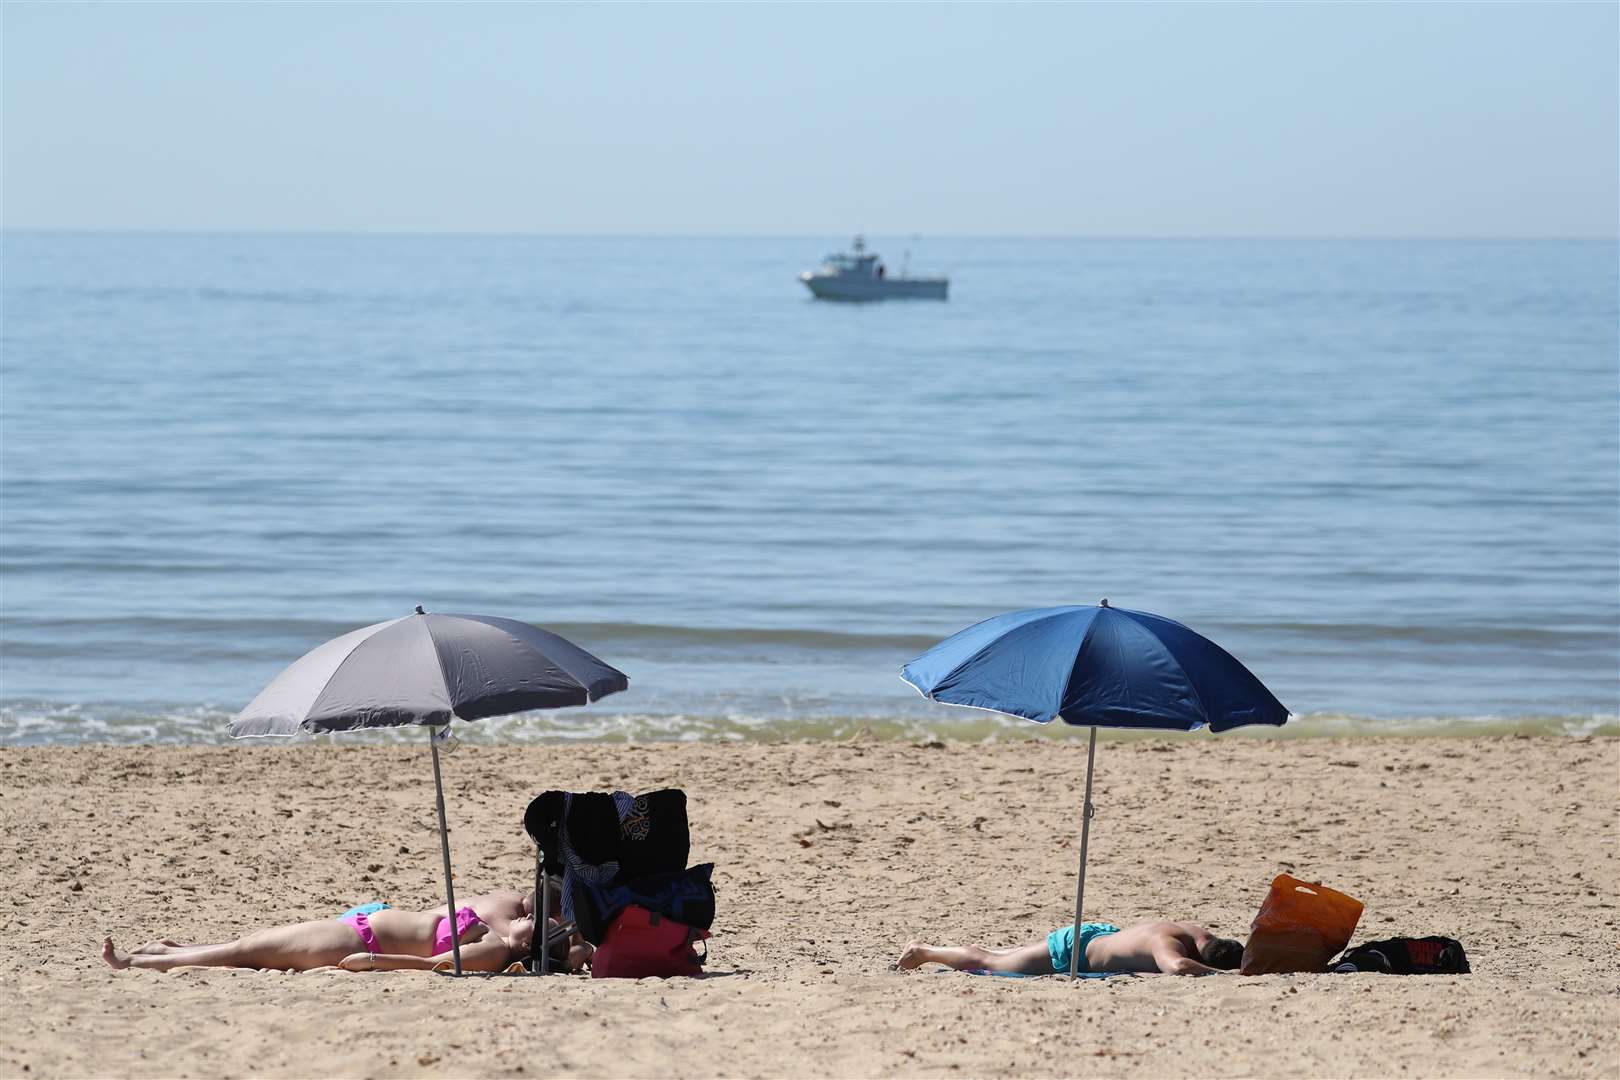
[[103, 885, 588, 973], [898, 919, 1243, 976]]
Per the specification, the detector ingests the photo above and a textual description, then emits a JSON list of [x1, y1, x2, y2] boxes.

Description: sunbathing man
[[898, 919, 1243, 976], [103, 884, 591, 973]]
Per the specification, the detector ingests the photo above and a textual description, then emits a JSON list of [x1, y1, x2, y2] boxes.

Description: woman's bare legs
[[105, 920, 363, 972], [132, 938, 226, 954], [897, 939, 1052, 975]]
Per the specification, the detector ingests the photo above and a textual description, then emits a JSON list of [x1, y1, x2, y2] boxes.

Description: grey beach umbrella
[[230, 606, 628, 974]]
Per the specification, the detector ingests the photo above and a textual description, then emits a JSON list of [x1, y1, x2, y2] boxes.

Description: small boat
[[799, 236, 948, 301]]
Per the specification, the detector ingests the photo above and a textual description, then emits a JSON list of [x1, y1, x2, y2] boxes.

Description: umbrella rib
[[504, 632, 591, 698], [451, 614, 623, 705], [298, 617, 411, 731], [894, 673, 1058, 725], [929, 608, 1082, 704], [1122, 612, 1212, 727], [417, 615, 461, 722], [1058, 613, 1107, 724]]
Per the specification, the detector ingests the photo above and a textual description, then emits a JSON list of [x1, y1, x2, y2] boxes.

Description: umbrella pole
[[531, 845, 543, 975], [1068, 726, 1098, 979], [429, 726, 464, 976], [538, 853, 550, 975]]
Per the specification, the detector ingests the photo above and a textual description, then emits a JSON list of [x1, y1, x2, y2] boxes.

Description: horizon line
[[3, 227, 1615, 243]]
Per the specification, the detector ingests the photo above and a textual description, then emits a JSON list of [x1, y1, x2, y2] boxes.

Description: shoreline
[[3, 736, 1616, 1077]]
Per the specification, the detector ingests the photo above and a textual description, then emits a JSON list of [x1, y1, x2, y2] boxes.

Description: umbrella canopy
[[230, 607, 628, 976], [232, 608, 628, 736], [901, 602, 1287, 732], [902, 600, 1288, 978]]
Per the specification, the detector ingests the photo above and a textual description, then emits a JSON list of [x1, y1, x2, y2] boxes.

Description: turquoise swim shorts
[[1047, 921, 1121, 973], [338, 901, 391, 920]]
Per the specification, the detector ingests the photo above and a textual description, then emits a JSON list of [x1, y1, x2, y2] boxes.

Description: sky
[[2, 2, 1616, 237]]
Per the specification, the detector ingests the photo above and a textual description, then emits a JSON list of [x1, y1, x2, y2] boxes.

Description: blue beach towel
[[338, 901, 391, 919]]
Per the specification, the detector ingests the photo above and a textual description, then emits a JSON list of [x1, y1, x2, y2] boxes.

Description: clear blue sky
[[3, 2, 1615, 236]]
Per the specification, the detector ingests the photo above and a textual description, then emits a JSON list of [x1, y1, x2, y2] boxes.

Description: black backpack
[[1333, 936, 1470, 974]]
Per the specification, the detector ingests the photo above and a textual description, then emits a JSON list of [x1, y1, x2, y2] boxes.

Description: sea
[[1, 233, 1615, 745]]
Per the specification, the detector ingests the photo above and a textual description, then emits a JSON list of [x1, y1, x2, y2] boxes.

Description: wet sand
[[2, 735, 1615, 1078]]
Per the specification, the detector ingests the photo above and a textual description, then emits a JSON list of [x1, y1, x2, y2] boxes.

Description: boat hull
[[799, 273, 948, 301]]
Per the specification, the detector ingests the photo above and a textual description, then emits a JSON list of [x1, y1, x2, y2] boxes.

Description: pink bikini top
[[434, 906, 484, 953]]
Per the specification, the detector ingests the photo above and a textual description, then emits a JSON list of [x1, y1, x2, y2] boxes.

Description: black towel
[[523, 788, 691, 881]]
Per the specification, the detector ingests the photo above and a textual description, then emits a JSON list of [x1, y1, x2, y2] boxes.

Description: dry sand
[[2, 735, 1616, 1079]]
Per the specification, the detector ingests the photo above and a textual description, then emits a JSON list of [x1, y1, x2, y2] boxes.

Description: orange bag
[[1240, 874, 1364, 975]]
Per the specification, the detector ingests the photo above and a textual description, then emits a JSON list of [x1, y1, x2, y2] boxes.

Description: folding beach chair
[[523, 794, 583, 975], [523, 867, 578, 975]]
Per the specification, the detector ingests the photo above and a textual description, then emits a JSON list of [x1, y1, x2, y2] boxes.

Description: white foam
[[1, 702, 1614, 746]]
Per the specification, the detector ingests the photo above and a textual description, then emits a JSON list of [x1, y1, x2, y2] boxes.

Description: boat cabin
[[819, 236, 885, 278]]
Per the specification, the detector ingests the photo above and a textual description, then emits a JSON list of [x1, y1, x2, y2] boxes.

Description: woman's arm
[[341, 952, 436, 971], [340, 937, 511, 973]]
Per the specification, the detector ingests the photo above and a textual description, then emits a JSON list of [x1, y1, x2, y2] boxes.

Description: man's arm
[[1150, 940, 1223, 976]]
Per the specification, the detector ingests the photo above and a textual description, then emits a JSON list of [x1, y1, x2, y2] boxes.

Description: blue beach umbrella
[[901, 600, 1288, 978]]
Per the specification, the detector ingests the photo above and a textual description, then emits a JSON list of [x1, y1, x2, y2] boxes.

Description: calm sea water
[[1, 233, 1615, 744]]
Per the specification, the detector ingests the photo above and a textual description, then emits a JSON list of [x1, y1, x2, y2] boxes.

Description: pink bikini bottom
[[338, 906, 483, 956], [338, 911, 382, 954]]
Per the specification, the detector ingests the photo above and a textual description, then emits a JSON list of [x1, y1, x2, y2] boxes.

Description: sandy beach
[[2, 734, 1615, 1079]]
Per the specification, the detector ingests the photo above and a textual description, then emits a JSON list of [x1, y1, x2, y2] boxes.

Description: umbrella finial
[[414, 605, 426, 615], [1099, 598, 1109, 608]]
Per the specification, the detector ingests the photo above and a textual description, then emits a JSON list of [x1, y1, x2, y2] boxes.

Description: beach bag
[[1241, 874, 1364, 975], [590, 904, 709, 979], [1332, 936, 1470, 975], [570, 863, 716, 947]]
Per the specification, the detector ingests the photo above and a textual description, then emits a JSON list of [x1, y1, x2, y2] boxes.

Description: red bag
[[1241, 874, 1364, 975], [590, 904, 710, 979]]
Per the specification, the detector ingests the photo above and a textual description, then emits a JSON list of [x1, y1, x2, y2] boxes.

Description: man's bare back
[[1085, 921, 1229, 975]]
